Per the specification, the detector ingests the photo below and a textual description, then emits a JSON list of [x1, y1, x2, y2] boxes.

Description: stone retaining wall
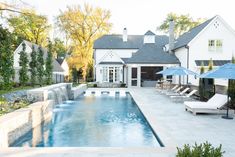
[[0, 100, 54, 147], [70, 84, 87, 100]]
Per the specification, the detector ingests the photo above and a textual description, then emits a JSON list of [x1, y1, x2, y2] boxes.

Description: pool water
[[11, 93, 160, 147]]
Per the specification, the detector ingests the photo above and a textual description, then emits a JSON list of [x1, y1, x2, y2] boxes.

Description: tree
[[37, 46, 44, 86], [51, 38, 67, 58], [57, 4, 112, 81], [205, 58, 215, 99], [7, 9, 51, 47], [29, 45, 37, 86], [158, 13, 206, 38], [228, 56, 235, 108], [199, 62, 205, 101], [72, 68, 78, 83], [0, 26, 14, 90], [18, 42, 29, 86], [45, 40, 53, 85]]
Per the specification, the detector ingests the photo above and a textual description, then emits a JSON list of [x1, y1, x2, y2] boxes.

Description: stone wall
[[0, 100, 54, 147], [70, 84, 87, 100]]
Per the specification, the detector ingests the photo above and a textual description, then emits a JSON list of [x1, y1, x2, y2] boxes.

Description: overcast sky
[[5, 0, 235, 35]]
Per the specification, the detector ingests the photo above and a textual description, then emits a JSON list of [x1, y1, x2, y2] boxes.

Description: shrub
[[228, 55, 235, 108], [93, 84, 97, 87], [176, 142, 224, 157], [120, 83, 126, 88], [199, 62, 205, 101], [19, 42, 29, 86]]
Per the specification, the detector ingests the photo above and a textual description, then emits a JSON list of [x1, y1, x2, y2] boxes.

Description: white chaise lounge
[[184, 94, 228, 115], [170, 89, 197, 101], [166, 87, 190, 96]]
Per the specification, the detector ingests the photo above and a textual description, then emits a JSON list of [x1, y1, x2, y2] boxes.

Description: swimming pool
[[11, 92, 161, 147]]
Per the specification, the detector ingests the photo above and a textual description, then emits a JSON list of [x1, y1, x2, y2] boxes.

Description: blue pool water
[[11, 93, 161, 147]]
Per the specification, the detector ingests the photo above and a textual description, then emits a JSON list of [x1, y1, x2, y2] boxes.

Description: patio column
[[127, 66, 132, 87], [137, 66, 141, 87]]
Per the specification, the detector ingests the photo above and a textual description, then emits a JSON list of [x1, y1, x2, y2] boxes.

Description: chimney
[[169, 19, 175, 54], [123, 28, 128, 42]]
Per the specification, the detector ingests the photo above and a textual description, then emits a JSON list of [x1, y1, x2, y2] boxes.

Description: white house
[[173, 15, 235, 86], [13, 40, 65, 83], [93, 15, 235, 87], [56, 58, 69, 80]]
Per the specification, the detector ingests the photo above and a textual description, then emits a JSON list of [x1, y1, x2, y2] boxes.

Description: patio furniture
[[166, 87, 190, 96], [184, 94, 228, 115], [170, 89, 197, 102], [200, 63, 235, 119], [163, 86, 183, 95]]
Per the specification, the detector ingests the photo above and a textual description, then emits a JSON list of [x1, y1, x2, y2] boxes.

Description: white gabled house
[[93, 15, 235, 88], [13, 40, 66, 83], [173, 15, 235, 86]]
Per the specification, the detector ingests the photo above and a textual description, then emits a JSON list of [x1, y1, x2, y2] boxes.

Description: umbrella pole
[[222, 95, 233, 119]]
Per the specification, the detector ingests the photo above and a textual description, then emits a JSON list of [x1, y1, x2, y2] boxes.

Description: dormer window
[[144, 30, 155, 44]]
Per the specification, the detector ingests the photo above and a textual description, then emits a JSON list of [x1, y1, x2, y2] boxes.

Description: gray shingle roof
[[174, 16, 216, 50], [144, 30, 155, 35], [23, 40, 64, 73], [93, 35, 168, 49], [126, 43, 180, 64]]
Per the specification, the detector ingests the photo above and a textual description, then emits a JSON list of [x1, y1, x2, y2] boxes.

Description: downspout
[[185, 45, 190, 84]]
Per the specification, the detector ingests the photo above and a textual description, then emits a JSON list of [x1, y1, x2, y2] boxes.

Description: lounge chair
[[166, 87, 190, 96], [163, 86, 183, 95], [184, 94, 228, 115], [170, 89, 197, 102], [158, 85, 179, 94]]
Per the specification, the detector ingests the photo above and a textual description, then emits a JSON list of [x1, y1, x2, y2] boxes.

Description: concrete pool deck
[[1, 87, 234, 156]]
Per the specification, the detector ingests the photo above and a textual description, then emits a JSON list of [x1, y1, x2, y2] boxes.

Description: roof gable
[[97, 51, 124, 65], [173, 16, 216, 50]]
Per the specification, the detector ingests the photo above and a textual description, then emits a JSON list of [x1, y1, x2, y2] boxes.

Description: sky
[[4, 0, 235, 35]]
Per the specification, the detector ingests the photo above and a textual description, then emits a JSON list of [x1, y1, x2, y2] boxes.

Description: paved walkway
[[130, 87, 235, 157], [1, 87, 235, 157]]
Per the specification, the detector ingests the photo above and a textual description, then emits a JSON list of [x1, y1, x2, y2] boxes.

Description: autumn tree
[[45, 40, 53, 85], [29, 45, 37, 86], [158, 13, 206, 38], [51, 38, 68, 58], [7, 9, 51, 47], [19, 42, 29, 86], [37, 47, 44, 86], [57, 4, 112, 81]]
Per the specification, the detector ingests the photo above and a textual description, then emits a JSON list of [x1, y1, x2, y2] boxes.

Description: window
[[208, 39, 223, 52], [115, 67, 120, 82], [102, 67, 108, 82]]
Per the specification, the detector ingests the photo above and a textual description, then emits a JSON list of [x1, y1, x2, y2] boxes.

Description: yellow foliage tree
[[57, 4, 112, 81]]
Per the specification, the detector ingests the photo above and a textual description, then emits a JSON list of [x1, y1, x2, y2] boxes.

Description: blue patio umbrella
[[157, 66, 198, 76], [199, 63, 235, 119], [156, 66, 198, 86]]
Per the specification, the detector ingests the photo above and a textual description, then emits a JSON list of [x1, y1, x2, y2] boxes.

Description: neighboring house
[[93, 15, 235, 87], [13, 40, 65, 83], [56, 57, 69, 80]]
